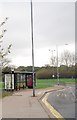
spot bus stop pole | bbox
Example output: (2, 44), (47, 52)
(31, 0), (35, 97)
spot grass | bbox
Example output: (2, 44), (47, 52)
(2, 91), (13, 98)
(35, 81), (54, 89)
(0, 82), (13, 98)
(0, 78), (76, 90)
(35, 78), (76, 89)
(35, 79), (55, 89)
(58, 78), (75, 83)
(0, 82), (4, 89)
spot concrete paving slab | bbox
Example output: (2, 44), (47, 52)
(2, 86), (64, 119)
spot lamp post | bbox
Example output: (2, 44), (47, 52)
(49, 49), (55, 78)
(56, 44), (68, 85)
(30, 0), (35, 97)
(56, 45), (59, 85)
(49, 46), (59, 84)
(49, 49), (55, 66)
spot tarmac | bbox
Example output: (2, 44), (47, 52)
(1, 85), (65, 119)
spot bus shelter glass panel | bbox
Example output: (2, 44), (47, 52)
(5, 74), (14, 90)
(20, 74), (26, 88)
(16, 74), (20, 87)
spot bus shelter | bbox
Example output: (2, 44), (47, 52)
(3, 71), (36, 91)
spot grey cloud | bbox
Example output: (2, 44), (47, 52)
(1, 1), (75, 66)
(34, 2), (75, 48)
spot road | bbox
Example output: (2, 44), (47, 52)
(47, 84), (76, 119)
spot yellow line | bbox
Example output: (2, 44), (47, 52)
(42, 93), (65, 120)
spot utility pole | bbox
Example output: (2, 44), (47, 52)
(31, 0), (35, 97)
(56, 45), (59, 85)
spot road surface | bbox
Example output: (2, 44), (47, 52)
(47, 84), (76, 119)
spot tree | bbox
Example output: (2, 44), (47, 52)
(50, 56), (57, 67)
(17, 66), (26, 71)
(59, 65), (75, 78)
(0, 18), (12, 69)
(2, 66), (11, 73)
(69, 52), (75, 66)
(60, 50), (75, 67)
(49, 50), (57, 67)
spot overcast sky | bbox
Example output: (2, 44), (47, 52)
(0, 0), (75, 67)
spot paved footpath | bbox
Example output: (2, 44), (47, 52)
(1, 85), (64, 119)
(0, 99), (2, 120)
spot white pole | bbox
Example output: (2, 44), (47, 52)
(31, 0), (35, 97)
(56, 45), (59, 85)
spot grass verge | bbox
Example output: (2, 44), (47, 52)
(2, 91), (13, 98)
(35, 78), (76, 89)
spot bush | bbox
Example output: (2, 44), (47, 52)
(36, 68), (53, 79)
